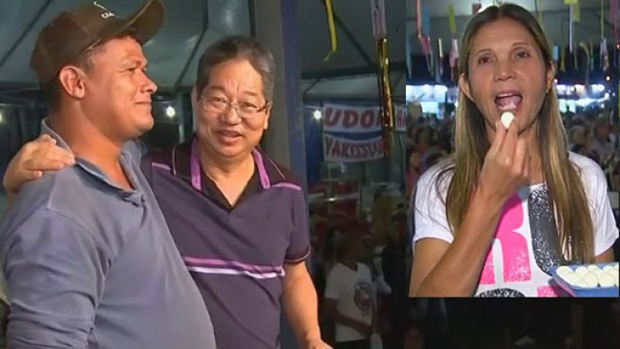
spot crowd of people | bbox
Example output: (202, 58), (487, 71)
(565, 110), (620, 190)
(310, 191), (409, 349)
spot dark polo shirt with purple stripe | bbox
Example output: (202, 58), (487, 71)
(142, 137), (311, 349)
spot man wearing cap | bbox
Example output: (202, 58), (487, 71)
(0, 1), (216, 348)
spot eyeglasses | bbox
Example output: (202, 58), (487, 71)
(201, 96), (270, 118)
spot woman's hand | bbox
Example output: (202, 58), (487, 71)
(477, 121), (530, 206)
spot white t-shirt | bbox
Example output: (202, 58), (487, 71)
(324, 262), (374, 342)
(413, 152), (619, 297)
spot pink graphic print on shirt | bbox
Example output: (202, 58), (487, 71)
(480, 193), (532, 284)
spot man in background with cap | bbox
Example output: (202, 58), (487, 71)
(0, 1), (217, 348)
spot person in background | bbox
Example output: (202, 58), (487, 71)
(585, 127), (601, 164)
(569, 126), (602, 164)
(403, 320), (424, 349)
(324, 232), (377, 349)
(609, 111), (619, 149)
(413, 127), (433, 157)
(568, 125), (586, 150)
(570, 144), (589, 158)
(420, 150), (446, 173)
(406, 149), (422, 207)
(0, 1), (217, 348)
(592, 115), (614, 162)
(381, 213), (407, 349)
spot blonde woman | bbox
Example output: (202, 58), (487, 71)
(409, 4), (618, 297)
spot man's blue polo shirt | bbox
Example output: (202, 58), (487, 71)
(0, 125), (216, 349)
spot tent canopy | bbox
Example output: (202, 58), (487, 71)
(0, 0), (406, 101)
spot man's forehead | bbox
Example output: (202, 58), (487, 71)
(204, 84), (260, 95)
(92, 38), (147, 63)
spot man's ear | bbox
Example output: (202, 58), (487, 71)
(263, 104), (271, 131)
(58, 66), (86, 99)
(458, 73), (474, 102)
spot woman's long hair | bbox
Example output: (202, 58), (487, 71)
(437, 4), (594, 262)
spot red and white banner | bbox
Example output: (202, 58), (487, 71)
(323, 134), (384, 162)
(322, 103), (407, 133)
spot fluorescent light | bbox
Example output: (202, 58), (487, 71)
(313, 109), (322, 121)
(575, 98), (595, 107)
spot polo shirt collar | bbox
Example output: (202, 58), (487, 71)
(40, 119), (142, 197)
(177, 135), (271, 191)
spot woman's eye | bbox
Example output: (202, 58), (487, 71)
(516, 50), (530, 59)
(478, 56), (491, 64)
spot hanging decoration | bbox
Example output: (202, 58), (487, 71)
(601, 0), (610, 71)
(422, 8), (433, 73)
(406, 34), (413, 78)
(571, 2), (579, 71)
(573, 1), (581, 23)
(589, 38), (594, 71)
(416, 0), (432, 73)
(611, 0), (619, 45)
(601, 38), (609, 71)
(574, 49), (578, 71)
(578, 42), (590, 83)
(323, 0), (338, 61)
(560, 44), (566, 72)
(448, 5), (459, 82)
(568, 3), (575, 53)
(437, 38), (444, 81)
(370, 0), (395, 157)
(612, 0), (619, 69)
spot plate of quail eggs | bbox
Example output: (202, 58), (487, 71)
(550, 262), (619, 297)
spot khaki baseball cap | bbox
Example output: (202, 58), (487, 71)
(31, 0), (165, 86)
